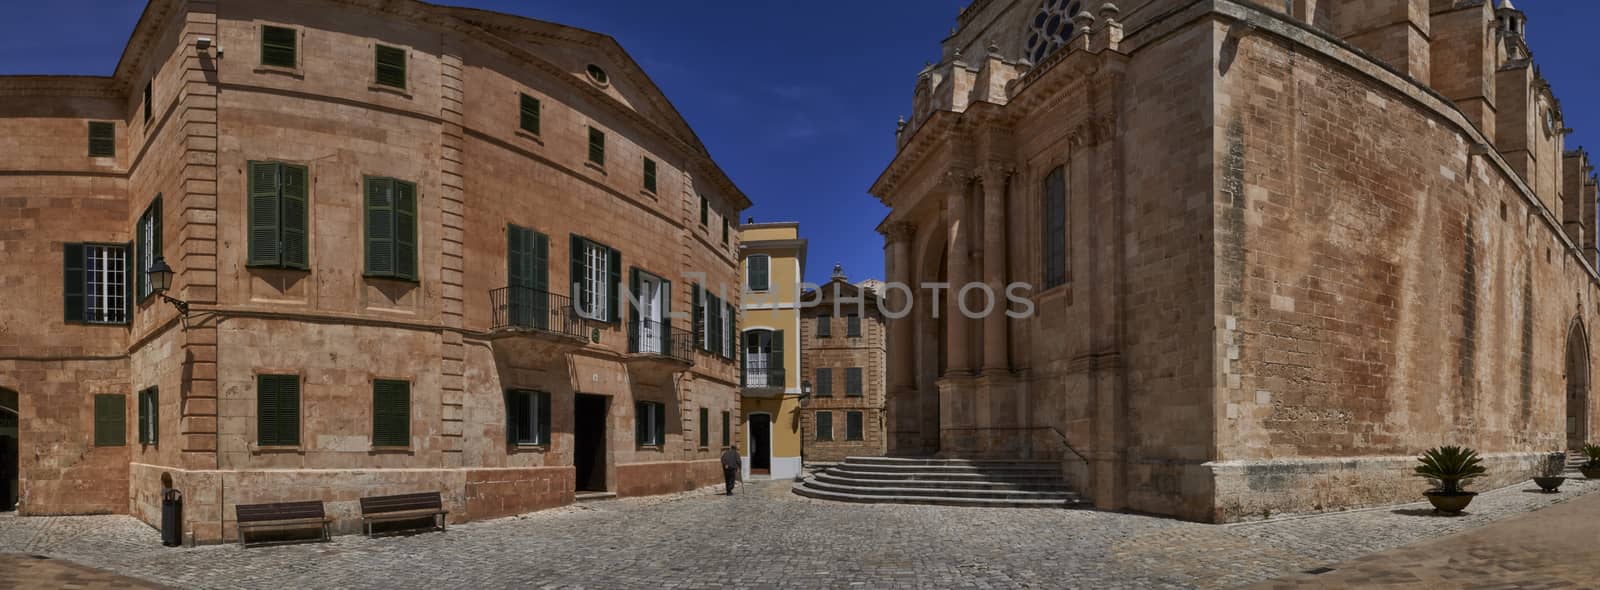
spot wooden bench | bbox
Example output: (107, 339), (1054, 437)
(235, 500), (331, 547)
(359, 492), (448, 537)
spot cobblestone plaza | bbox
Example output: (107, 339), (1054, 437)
(3, 477), (1596, 589)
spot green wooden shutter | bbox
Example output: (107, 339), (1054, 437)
(281, 165), (309, 269)
(148, 388), (158, 444)
(372, 380), (410, 447)
(847, 367), (863, 396)
(635, 402), (648, 446)
(699, 407), (709, 448)
(772, 330), (785, 386)
(699, 196), (708, 225)
(707, 294), (720, 353)
(722, 411), (730, 446)
(817, 412), (832, 441)
(606, 246), (621, 323)
(94, 394), (125, 447)
(63, 243), (85, 322)
(136, 390), (149, 444)
(508, 225), (530, 325)
(364, 177), (394, 276)
(588, 127), (605, 165)
(643, 158), (657, 193)
(248, 162), (282, 266)
(258, 375), (278, 445)
(727, 302), (738, 360)
(816, 368), (832, 396)
(749, 256), (769, 291)
(848, 412), (863, 440)
(519, 94), (541, 134)
(653, 402), (666, 446)
(570, 235), (585, 310)
(532, 231), (549, 326)
(660, 278), (672, 352)
(375, 45), (407, 88)
(395, 180), (417, 280)
(88, 122), (115, 157)
(260, 25), (297, 68)
(817, 314), (830, 338)
(536, 392), (551, 445)
(628, 267), (641, 352)
(848, 315), (861, 337)
(692, 284), (704, 350)
(504, 390), (517, 447)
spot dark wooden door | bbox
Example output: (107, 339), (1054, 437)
(750, 414), (771, 473)
(574, 394), (607, 492)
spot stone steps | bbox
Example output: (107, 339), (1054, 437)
(793, 456), (1082, 509)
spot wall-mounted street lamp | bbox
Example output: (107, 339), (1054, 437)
(147, 256), (189, 317)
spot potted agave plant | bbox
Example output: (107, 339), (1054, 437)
(1583, 444), (1600, 480)
(1414, 446), (1487, 513)
(1533, 451), (1567, 493)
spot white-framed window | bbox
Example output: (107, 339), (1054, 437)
(85, 244), (128, 324)
(582, 242), (609, 321)
(507, 389), (550, 446)
(636, 401), (664, 447)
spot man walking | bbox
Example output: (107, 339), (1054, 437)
(720, 446), (741, 495)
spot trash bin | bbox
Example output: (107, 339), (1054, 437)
(161, 488), (183, 547)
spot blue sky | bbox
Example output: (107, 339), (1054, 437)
(1, 1), (1595, 284)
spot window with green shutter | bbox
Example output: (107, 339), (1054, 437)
(816, 313), (831, 338)
(93, 394), (126, 447)
(570, 235), (620, 322)
(635, 401), (664, 447)
(374, 44), (407, 89)
(364, 176), (417, 280)
(643, 157), (657, 193)
(721, 411), (730, 447)
(136, 197), (162, 301)
(815, 368), (832, 397)
(846, 411), (863, 441)
(847, 314), (862, 337)
(846, 367), (863, 397)
(257, 374), (300, 446)
(519, 93), (541, 135)
(260, 25), (297, 68)
(588, 127), (606, 165)
(506, 389), (550, 447)
(815, 411), (833, 442)
(88, 121), (115, 157)
(137, 387), (158, 445)
(699, 407), (709, 448)
(507, 225), (550, 328)
(372, 379), (411, 447)
(746, 255), (769, 292)
(248, 162), (309, 269)
(64, 243), (131, 325)
(699, 195), (709, 226)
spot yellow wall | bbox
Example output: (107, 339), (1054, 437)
(738, 223), (805, 469)
(742, 396), (802, 458)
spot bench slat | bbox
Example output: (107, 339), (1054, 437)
(236, 500), (325, 523)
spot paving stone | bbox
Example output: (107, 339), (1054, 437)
(0, 478), (1594, 589)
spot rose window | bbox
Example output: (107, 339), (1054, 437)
(1026, 0), (1080, 64)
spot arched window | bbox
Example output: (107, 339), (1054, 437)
(1025, 0), (1081, 64)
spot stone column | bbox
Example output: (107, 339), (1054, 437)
(944, 170), (973, 376)
(979, 164), (1010, 374)
(883, 222), (917, 391)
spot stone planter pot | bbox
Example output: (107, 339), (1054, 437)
(1534, 476), (1566, 492)
(1582, 466), (1600, 480)
(1423, 491), (1476, 513)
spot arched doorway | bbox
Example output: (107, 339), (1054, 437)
(1567, 321), (1590, 450)
(0, 388), (17, 512)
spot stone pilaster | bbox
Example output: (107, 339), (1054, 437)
(179, 0), (220, 472)
(978, 163), (1010, 375)
(943, 169), (973, 376)
(438, 43), (467, 465)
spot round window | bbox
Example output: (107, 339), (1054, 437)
(1024, 0), (1080, 64)
(586, 64), (609, 85)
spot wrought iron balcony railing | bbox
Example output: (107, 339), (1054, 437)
(490, 286), (585, 340)
(628, 319), (694, 364)
(742, 366), (786, 390)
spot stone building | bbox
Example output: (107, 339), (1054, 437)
(872, 0), (1600, 522)
(0, 0), (749, 542)
(736, 222), (806, 480)
(798, 265), (889, 462)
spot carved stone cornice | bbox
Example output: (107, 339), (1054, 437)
(1068, 113), (1118, 149)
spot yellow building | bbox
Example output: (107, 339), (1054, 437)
(737, 222), (806, 480)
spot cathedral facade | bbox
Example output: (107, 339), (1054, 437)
(872, 0), (1600, 521)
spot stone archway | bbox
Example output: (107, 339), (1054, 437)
(0, 387), (17, 511)
(1566, 320), (1590, 450)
